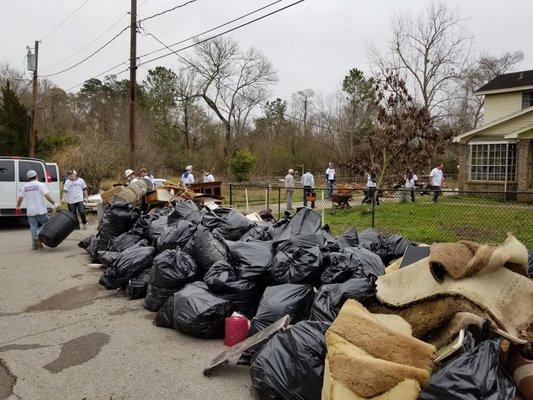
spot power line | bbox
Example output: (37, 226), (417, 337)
(137, 0), (305, 67)
(137, 0), (284, 60)
(40, 0), (91, 42)
(138, 0), (197, 23)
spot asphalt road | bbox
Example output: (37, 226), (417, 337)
(0, 218), (256, 400)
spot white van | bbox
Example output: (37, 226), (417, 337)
(0, 156), (61, 217)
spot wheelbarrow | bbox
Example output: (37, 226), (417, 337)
(331, 193), (352, 208)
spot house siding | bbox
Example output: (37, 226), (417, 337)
(475, 112), (533, 137)
(484, 92), (523, 123)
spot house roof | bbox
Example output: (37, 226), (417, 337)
(454, 106), (533, 143)
(477, 69), (533, 94)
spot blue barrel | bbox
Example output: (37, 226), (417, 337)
(38, 211), (79, 248)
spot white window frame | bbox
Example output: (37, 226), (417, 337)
(467, 141), (517, 182)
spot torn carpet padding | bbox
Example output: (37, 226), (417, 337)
(428, 233), (528, 282)
(376, 257), (533, 340)
(323, 300), (435, 399)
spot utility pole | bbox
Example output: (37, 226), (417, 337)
(29, 40), (39, 158)
(129, 0), (137, 169)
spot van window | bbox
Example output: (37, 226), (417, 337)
(0, 160), (15, 182)
(19, 160), (46, 182)
(45, 164), (59, 182)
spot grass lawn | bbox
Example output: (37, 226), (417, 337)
(324, 195), (533, 247)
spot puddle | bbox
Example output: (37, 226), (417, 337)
(0, 359), (15, 400)
(43, 333), (110, 374)
(24, 285), (103, 312)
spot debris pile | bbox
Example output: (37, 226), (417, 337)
(79, 200), (532, 400)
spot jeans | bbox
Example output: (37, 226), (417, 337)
(327, 180), (335, 198)
(68, 201), (87, 225)
(28, 213), (49, 246)
(429, 185), (441, 202)
(286, 189), (294, 210)
(362, 187), (379, 205)
(303, 186), (315, 209)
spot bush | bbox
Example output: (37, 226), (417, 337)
(229, 149), (257, 182)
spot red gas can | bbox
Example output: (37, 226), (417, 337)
(224, 315), (249, 347)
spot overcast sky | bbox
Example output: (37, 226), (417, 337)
(1, 0), (531, 99)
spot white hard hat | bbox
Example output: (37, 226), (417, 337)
(186, 165), (193, 171)
(124, 169), (134, 178)
(27, 169), (37, 179)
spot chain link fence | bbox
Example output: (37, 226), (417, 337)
(227, 184), (533, 248)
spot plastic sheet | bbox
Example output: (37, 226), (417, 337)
(419, 340), (515, 400)
(309, 278), (376, 323)
(153, 282), (233, 338)
(321, 246), (385, 284)
(250, 321), (329, 400)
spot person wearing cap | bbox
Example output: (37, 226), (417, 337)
(284, 168), (295, 210)
(325, 162), (336, 198)
(15, 170), (60, 249)
(63, 170), (88, 229)
(181, 165), (195, 185)
(201, 170), (215, 183)
(124, 169), (138, 185)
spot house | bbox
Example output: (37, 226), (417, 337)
(454, 69), (533, 200)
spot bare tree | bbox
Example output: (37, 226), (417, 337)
(187, 37), (277, 156)
(291, 89), (315, 135)
(175, 68), (200, 150)
(368, 2), (472, 119)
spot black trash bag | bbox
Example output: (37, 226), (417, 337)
(184, 225), (228, 273)
(249, 284), (315, 336)
(309, 278), (376, 323)
(150, 249), (199, 289)
(126, 269), (151, 300)
(157, 220), (197, 251)
(321, 246), (385, 284)
(240, 225), (273, 242)
(109, 227), (145, 252)
(272, 208), (321, 246)
(147, 215), (173, 245)
(317, 227), (341, 253)
(226, 240), (274, 280)
(336, 227), (359, 248)
(144, 284), (179, 312)
(202, 208), (255, 240)
(250, 321), (328, 400)
(98, 204), (140, 251)
(270, 235), (324, 285)
(527, 249), (532, 279)
(153, 282), (233, 338)
(78, 234), (93, 250)
(204, 260), (261, 304)
(99, 244), (156, 290)
(79, 234), (99, 262)
(358, 228), (381, 252)
(97, 250), (122, 268)
(380, 234), (411, 265)
(167, 200), (202, 225)
(419, 339), (515, 400)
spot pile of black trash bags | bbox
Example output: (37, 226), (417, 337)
(79, 202), (518, 400)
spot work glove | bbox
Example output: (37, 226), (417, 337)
(15, 208), (22, 216)
(54, 204), (61, 212)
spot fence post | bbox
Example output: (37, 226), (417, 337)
(245, 188), (249, 214)
(229, 184), (233, 207)
(277, 186), (281, 219)
(321, 188), (325, 226)
(267, 184), (271, 210)
(371, 188), (376, 229)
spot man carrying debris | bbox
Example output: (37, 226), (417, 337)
(181, 165), (195, 185)
(202, 170), (215, 183)
(284, 169), (295, 210)
(63, 170), (88, 229)
(301, 169), (315, 209)
(325, 162), (336, 198)
(429, 163), (445, 203)
(15, 170), (60, 249)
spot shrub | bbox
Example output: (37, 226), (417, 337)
(229, 149), (257, 182)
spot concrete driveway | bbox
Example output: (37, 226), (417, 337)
(0, 218), (255, 400)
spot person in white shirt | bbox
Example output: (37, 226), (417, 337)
(325, 162), (336, 198)
(284, 169), (295, 210)
(63, 170), (88, 229)
(301, 170), (315, 208)
(181, 165), (195, 185)
(404, 169), (418, 202)
(15, 170), (60, 249)
(202, 170), (215, 183)
(429, 163), (445, 203)
(125, 169), (139, 185)
(362, 172), (379, 205)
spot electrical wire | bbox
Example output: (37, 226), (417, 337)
(138, 0), (197, 23)
(40, 0), (91, 42)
